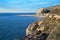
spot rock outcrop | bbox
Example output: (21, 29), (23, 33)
(22, 5), (60, 40)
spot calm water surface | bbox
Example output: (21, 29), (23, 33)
(0, 13), (37, 40)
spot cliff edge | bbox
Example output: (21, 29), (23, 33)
(22, 5), (60, 40)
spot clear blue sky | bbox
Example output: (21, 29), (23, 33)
(0, 0), (60, 13)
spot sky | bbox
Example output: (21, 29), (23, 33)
(0, 0), (60, 13)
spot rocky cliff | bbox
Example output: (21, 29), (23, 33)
(22, 5), (60, 40)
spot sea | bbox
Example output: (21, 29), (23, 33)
(0, 13), (38, 40)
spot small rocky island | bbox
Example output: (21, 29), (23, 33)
(22, 5), (60, 40)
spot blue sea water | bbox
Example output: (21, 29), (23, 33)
(0, 13), (37, 40)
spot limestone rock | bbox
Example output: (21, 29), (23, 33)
(22, 5), (60, 40)
(26, 20), (43, 36)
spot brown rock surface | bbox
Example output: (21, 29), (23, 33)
(22, 5), (60, 40)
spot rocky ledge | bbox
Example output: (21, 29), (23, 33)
(22, 5), (60, 40)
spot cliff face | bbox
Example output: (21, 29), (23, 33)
(22, 5), (60, 40)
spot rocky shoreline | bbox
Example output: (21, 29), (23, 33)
(22, 5), (60, 40)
